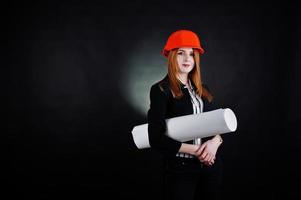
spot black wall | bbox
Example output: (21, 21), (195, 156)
(7, 1), (301, 199)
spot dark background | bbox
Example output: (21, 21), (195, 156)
(7, 1), (301, 200)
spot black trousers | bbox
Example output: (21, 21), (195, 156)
(164, 156), (223, 200)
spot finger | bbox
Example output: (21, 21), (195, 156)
(209, 156), (215, 165)
(205, 156), (212, 163)
(199, 152), (208, 161)
(194, 145), (202, 157)
(198, 155), (204, 162)
(200, 148), (209, 158)
(204, 153), (212, 162)
(207, 159), (214, 166)
(197, 144), (206, 155)
(205, 161), (212, 166)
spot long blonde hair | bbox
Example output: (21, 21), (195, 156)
(166, 48), (213, 102)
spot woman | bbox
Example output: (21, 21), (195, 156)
(147, 30), (223, 200)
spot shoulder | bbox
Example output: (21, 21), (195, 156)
(150, 75), (171, 97)
(151, 76), (170, 93)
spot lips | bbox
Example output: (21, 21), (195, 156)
(183, 64), (190, 67)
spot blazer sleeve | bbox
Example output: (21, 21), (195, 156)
(147, 84), (182, 157)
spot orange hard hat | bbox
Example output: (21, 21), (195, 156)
(162, 30), (205, 57)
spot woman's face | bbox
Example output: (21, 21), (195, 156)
(176, 47), (195, 75)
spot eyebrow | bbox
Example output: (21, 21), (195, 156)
(178, 50), (194, 53)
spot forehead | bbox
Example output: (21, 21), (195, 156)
(178, 47), (193, 52)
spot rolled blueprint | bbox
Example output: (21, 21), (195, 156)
(132, 108), (237, 149)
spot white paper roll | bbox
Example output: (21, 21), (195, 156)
(132, 108), (237, 149)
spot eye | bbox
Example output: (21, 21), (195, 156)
(177, 52), (183, 55)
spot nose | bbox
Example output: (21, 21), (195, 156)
(184, 54), (190, 61)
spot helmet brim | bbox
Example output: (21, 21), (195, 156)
(162, 47), (205, 57)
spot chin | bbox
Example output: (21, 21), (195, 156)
(179, 68), (191, 74)
(184, 69), (193, 74)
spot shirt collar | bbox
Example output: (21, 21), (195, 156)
(181, 79), (195, 90)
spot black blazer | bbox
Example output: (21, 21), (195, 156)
(147, 75), (220, 158)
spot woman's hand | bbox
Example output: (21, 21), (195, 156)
(195, 136), (222, 166)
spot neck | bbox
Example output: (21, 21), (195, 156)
(177, 73), (189, 85)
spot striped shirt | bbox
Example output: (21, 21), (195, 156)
(176, 80), (204, 158)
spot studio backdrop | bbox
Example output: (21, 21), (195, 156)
(7, 1), (301, 200)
